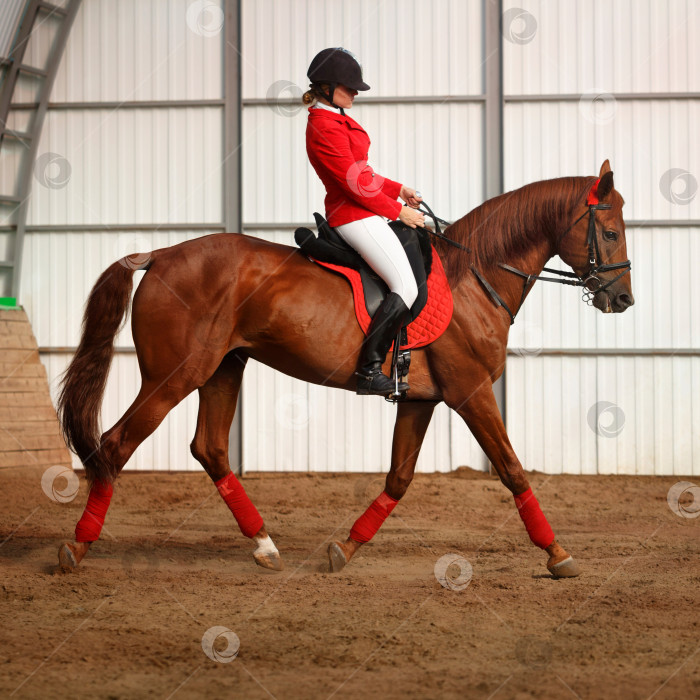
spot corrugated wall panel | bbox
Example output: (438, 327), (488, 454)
(240, 229), (488, 473)
(6, 0), (229, 474)
(503, 0), (700, 95)
(504, 101), (700, 224)
(43, 0), (223, 102)
(20, 229), (220, 347)
(0, 138), (24, 201)
(42, 352), (201, 472)
(242, 102), (484, 225)
(507, 355), (700, 476)
(8, 0), (690, 476)
(506, 227), (698, 477)
(504, 4), (698, 476)
(508, 227), (699, 354)
(28, 108), (223, 226)
(241, 0), (483, 99)
(18, 0), (225, 474)
(242, 352), (486, 474)
(0, 0), (25, 59)
(239, 0), (488, 474)
(26, 228), (215, 472)
(448, 406), (489, 473)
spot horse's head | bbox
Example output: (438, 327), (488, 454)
(558, 160), (634, 313)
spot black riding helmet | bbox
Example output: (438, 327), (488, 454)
(307, 47), (369, 114)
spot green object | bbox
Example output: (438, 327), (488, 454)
(0, 297), (18, 308)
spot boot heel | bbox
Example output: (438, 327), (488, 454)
(354, 369), (408, 396)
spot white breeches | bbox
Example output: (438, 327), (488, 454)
(335, 215), (419, 308)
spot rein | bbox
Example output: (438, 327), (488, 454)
(417, 183), (631, 325)
(416, 201), (470, 252)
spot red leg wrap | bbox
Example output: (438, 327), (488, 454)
(350, 491), (399, 544)
(215, 472), (264, 539)
(75, 480), (114, 542)
(514, 487), (555, 549)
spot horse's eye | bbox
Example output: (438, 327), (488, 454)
(603, 230), (618, 241)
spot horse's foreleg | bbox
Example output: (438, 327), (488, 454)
(190, 352), (283, 571)
(447, 378), (580, 578)
(328, 401), (437, 572)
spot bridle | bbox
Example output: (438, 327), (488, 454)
(417, 180), (632, 325)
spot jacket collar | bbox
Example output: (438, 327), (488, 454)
(307, 106), (364, 129)
(313, 102), (342, 115)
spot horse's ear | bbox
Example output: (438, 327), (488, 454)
(598, 170), (615, 200)
(599, 159), (611, 177)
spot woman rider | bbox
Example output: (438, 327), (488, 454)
(304, 47), (425, 396)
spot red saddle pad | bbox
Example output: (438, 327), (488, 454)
(313, 245), (453, 350)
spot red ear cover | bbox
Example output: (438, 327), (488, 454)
(586, 178), (601, 206)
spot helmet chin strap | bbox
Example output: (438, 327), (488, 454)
(319, 82), (345, 115)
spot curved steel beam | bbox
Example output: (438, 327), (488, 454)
(0, 0), (81, 300)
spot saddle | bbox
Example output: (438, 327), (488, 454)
(294, 213), (453, 351)
(295, 213), (432, 323)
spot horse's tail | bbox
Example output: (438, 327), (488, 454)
(57, 260), (141, 485)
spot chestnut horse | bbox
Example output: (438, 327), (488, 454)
(57, 160), (633, 577)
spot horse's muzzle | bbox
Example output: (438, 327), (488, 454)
(594, 289), (634, 313)
(613, 291), (635, 311)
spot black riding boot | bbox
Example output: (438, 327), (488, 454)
(355, 292), (410, 396)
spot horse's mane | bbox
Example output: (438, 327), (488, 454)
(436, 176), (598, 285)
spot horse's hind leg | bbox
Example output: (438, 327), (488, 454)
(189, 351), (283, 572)
(329, 401), (437, 572)
(445, 376), (580, 578)
(58, 377), (195, 571)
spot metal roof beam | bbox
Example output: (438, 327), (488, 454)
(6, 0), (82, 300)
(37, 2), (67, 16)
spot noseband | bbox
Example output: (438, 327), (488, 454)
(496, 201), (632, 319)
(554, 200), (632, 303)
(417, 182), (632, 325)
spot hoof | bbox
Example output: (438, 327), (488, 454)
(328, 541), (348, 573)
(547, 555), (581, 578)
(253, 550), (284, 571)
(58, 543), (78, 572)
(58, 541), (90, 572)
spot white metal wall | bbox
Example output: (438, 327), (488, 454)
(239, 0), (489, 473)
(503, 0), (700, 474)
(0, 0), (26, 59)
(9, 0), (697, 475)
(13, 0), (490, 474)
(16, 0), (227, 471)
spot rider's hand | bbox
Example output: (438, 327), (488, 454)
(400, 186), (423, 208)
(399, 205), (425, 229)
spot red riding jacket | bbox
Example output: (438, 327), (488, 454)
(306, 107), (403, 227)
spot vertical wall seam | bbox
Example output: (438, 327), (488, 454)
(225, 0), (243, 475)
